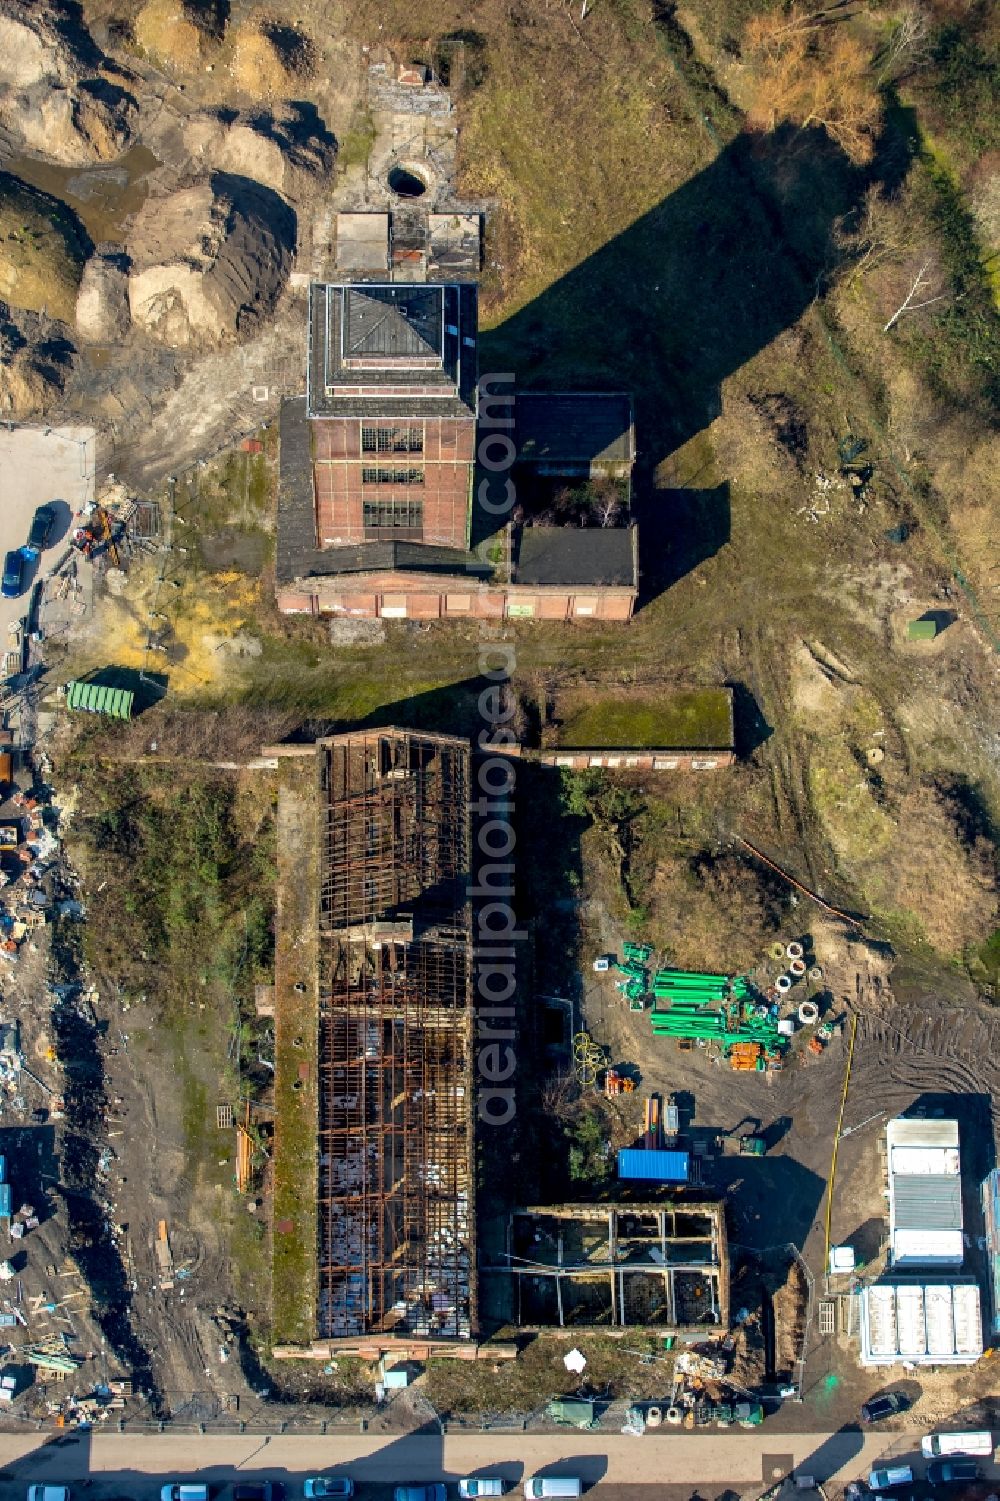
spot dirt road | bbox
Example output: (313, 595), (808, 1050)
(0, 1427), (952, 1496)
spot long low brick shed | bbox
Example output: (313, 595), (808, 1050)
(539, 747), (735, 770)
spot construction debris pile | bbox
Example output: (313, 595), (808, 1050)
(624, 1345), (764, 1435)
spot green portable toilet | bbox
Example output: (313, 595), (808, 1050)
(546, 1397), (597, 1429)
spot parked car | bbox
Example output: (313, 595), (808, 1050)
(861, 1392), (909, 1423)
(394, 1487), (447, 1501)
(524, 1485), (583, 1500)
(234, 1487), (283, 1501)
(26, 504), (56, 555)
(869, 1469), (914, 1492)
(459, 1483), (505, 1499)
(2, 549), (26, 599)
(304, 1483), (355, 1499)
(27, 1489), (71, 1501)
(926, 1461), (982, 1487)
(160, 1488), (210, 1501)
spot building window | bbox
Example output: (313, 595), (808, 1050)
(363, 499), (424, 535)
(361, 426), (423, 454)
(361, 467), (424, 485)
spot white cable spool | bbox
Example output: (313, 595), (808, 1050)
(786, 941), (804, 960)
(646, 1405), (662, 1428)
(665, 1406), (682, 1425)
(775, 974), (792, 994)
(798, 1000), (819, 1025)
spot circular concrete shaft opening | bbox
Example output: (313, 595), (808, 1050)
(388, 164), (428, 198)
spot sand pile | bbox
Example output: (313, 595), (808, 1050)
(127, 172), (295, 348)
(134, 0), (203, 70)
(76, 248), (130, 342)
(231, 20), (312, 99)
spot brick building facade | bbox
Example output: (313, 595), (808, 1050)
(307, 282), (477, 550)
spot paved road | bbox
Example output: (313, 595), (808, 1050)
(0, 1428), (967, 1498)
(0, 424), (95, 646)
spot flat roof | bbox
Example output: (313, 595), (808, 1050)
(887, 1117), (959, 1150)
(860, 1280), (982, 1365)
(514, 526), (636, 588)
(307, 281), (477, 418)
(514, 392), (634, 466)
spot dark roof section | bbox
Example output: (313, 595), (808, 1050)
(515, 393), (635, 467)
(344, 286), (443, 360)
(307, 281), (477, 419)
(278, 398), (490, 585)
(514, 526), (637, 588)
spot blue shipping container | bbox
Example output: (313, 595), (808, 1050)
(0, 1155), (6, 1182)
(617, 1148), (690, 1183)
(0, 1183), (11, 1218)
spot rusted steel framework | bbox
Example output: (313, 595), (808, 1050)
(316, 731), (474, 1339)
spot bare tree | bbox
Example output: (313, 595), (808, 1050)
(883, 258), (950, 332)
(845, 186), (916, 285)
(875, 3), (931, 86)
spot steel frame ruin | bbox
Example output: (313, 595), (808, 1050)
(316, 730), (474, 1341)
(498, 1202), (729, 1331)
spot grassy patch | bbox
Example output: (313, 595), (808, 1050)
(339, 110), (376, 169)
(556, 688), (733, 749)
(270, 757), (320, 1347)
(59, 752), (275, 1012)
(425, 1330), (671, 1415)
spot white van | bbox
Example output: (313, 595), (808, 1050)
(921, 1432), (993, 1459)
(524, 1482), (583, 1500)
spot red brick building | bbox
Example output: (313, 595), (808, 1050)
(276, 282), (639, 621)
(307, 282), (477, 549)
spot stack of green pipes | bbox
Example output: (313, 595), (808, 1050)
(649, 969), (784, 1049)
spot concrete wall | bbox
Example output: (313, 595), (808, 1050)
(277, 573), (637, 622)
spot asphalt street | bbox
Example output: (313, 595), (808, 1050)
(1, 1427), (989, 1499)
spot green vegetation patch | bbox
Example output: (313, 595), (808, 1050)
(270, 756), (320, 1347)
(557, 688), (733, 749)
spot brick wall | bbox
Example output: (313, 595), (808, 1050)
(312, 415), (474, 547)
(538, 749), (735, 771)
(276, 573), (637, 622)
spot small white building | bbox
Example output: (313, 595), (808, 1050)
(886, 1117), (964, 1269)
(859, 1280), (983, 1366)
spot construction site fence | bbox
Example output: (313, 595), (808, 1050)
(0, 1410), (614, 1436)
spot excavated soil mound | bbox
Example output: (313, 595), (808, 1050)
(230, 21), (312, 98)
(0, 300), (75, 415)
(0, 1), (134, 164)
(0, 171), (90, 322)
(17, 79), (135, 164)
(127, 172), (295, 348)
(134, 0), (203, 71)
(76, 247), (130, 342)
(165, 104), (335, 197)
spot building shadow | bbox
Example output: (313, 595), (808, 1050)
(481, 123), (903, 601)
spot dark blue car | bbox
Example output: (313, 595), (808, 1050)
(1, 549), (26, 599)
(26, 503), (56, 556)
